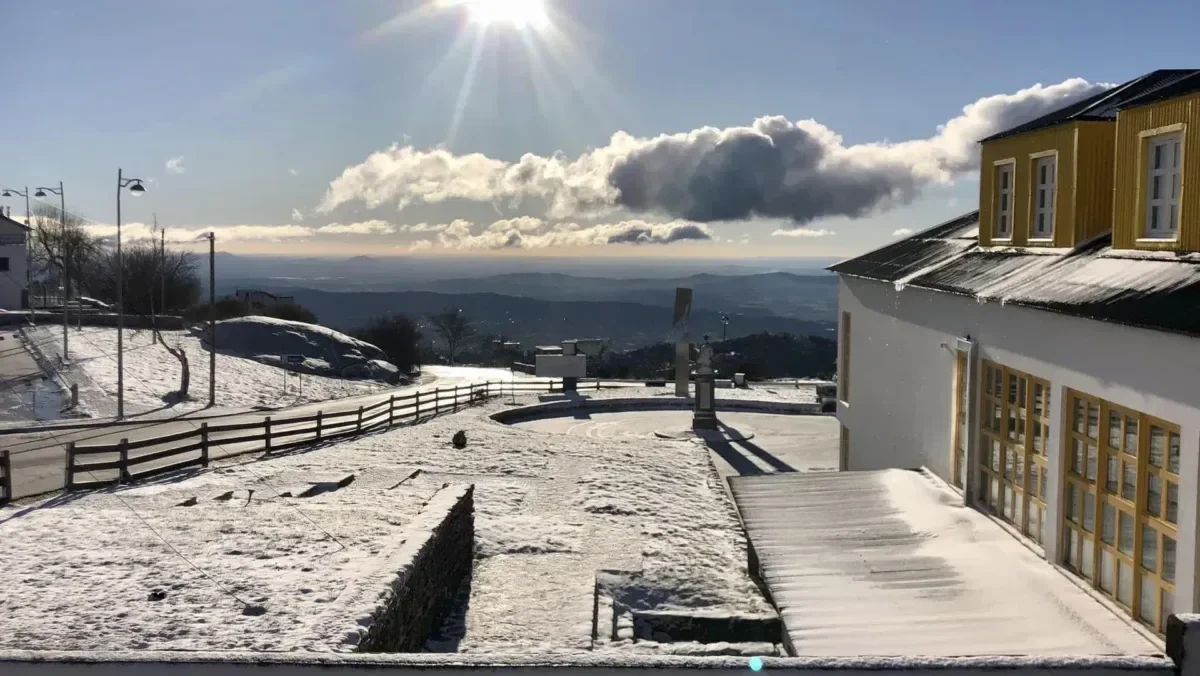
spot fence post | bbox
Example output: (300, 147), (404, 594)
(64, 442), (76, 491)
(453, 385), (460, 411)
(434, 387), (440, 414)
(264, 417), (272, 453)
(357, 405), (364, 433)
(118, 438), (131, 484)
(0, 450), (11, 505)
(414, 390), (421, 422)
(200, 423), (210, 467)
(388, 395), (395, 427)
(316, 411), (323, 441)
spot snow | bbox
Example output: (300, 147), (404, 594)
(0, 390), (774, 654)
(26, 326), (392, 417)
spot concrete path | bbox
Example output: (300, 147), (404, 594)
(0, 328), (65, 424)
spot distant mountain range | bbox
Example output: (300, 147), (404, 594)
(267, 288), (835, 351)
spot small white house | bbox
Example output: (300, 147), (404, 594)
(0, 210), (29, 310)
(831, 69), (1200, 639)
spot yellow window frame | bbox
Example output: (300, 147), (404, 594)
(1061, 389), (1180, 635)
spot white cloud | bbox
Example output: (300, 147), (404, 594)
(407, 240), (433, 252)
(316, 219), (395, 235)
(319, 78), (1109, 230)
(289, 168), (299, 176)
(85, 222), (312, 243)
(427, 218), (712, 250)
(892, 228), (914, 237)
(291, 208), (304, 222)
(398, 220), (469, 233)
(165, 156), (186, 174)
(771, 228), (834, 237)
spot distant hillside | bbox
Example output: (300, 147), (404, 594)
(595, 332), (837, 380)
(274, 288), (835, 351)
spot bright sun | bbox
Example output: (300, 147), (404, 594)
(463, 0), (549, 29)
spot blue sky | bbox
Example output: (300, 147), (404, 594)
(3, 0), (1198, 258)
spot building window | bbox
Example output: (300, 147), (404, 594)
(978, 361), (1049, 545)
(951, 350), (968, 489)
(838, 311), (851, 403)
(994, 163), (1014, 239)
(1144, 133), (1182, 240)
(0, 257), (8, 272)
(1032, 155), (1056, 239)
(1061, 389), (1179, 636)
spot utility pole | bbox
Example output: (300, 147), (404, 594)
(160, 226), (166, 338)
(151, 214), (158, 343)
(35, 182), (68, 358)
(116, 169), (148, 419)
(208, 231), (216, 407)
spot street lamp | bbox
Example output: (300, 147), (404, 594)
(35, 182), (69, 359)
(720, 313), (730, 341)
(195, 231), (217, 408)
(116, 169), (147, 419)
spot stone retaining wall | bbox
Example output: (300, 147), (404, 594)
(0, 312), (186, 330)
(309, 484), (475, 653)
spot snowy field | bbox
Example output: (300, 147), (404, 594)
(0, 391), (772, 654)
(27, 326), (392, 417)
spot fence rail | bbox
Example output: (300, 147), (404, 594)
(0, 450), (11, 506)
(64, 378), (588, 492)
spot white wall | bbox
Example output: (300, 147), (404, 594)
(0, 243), (28, 309)
(837, 275), (1200, 614)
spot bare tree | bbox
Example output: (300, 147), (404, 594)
(428, 308), (476, 365)
(154, 329), (191, 402)
(29, 203), (102, 301)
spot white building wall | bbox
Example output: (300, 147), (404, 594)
(837, 274), (1200, 616)
(0, 243), (28, 309)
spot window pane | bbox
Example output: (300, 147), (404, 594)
(1028, 502), (1041, 540)
(1149, 426), (1165, 467)
(1018, 412), (1027, 444)
(1030, 464), (1040, 496)
(1083, 492), (1096, 533)
(1122, 464), (1137, 501)
(991, 439), (1001, 471)
(1108, 411), (1121, 447)
(1074, 398), (1086, 433)
(1119, 511), (1134, 554)
(1142, 524), (1159, 573)
(1101, 503), (1116, 544)
(1039, 466), (1047, 500)
(1173, 141), (1180, 168)
(1086, 445), (1097, 481)
(1162, 591), (1174, 636)
(1087, 404), (1099, 438)
(1066, 482), (1079, 523)
(1147, 474), (1162, 517)
(1164, 536), (1176, 582)
(1140, 582), (1157, 625)
(1039, 193), (1046, 210)
(1007, 408), (1018, 440)
(1004, 485), (1015, 520)
(1082, 535), (1094, 577)
(1005, 445), (1015, 479)
(1015, 452), (1026, 490)
(1125, 417), (1138, 454)
(1154, 143), (1164, 169)
(1040, 164), (1047, 183)
(979, 470), (990, 504)
(1100, 549), (1115, 592)
(1118, 562), (1133, 606)
(1168, 432), (1180, 474)
(1001, 169), (1009, 189)
(1008, 374), (1017, 404)
(1167, 482), (1178, 524)
(1106, 455), (1120, 493)
(1153, 174), (1161, 199)
(1072, 438), (1084, 475)
(1151, 206), (1160, 230)
(1033, 421), (1044, 454)
(1064, 527), (1075, 566)
(1170, 205), (1178, 231)
(1000, 193), (1008, 211)
(991, 477), (1000, 509)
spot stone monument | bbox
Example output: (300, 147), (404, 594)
(692, 336), (717, 430)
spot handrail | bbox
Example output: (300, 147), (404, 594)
(64, 379), (568, 491)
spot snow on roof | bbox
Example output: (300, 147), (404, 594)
(730, 469), (1160, 656)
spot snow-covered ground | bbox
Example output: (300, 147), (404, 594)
(27, 326), (392, 417)
(0, 390), (772, 654)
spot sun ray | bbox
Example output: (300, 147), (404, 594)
(446, 25), (490, 146)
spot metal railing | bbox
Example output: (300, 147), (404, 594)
(64, 379), (574, 491)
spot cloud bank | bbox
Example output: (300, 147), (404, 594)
(409, 218), (712, 250)
(82, 220), (395, 244)
(319, 78), (1109, 231)
(165, 156), (186, 174)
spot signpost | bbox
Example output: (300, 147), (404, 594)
(284, 355), (305, 396)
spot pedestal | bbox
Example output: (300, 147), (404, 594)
(563, 377), (578, 393)
(693, 371), (717, 430)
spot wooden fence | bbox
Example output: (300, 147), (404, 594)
(64, 378), (588, 491)
(0, 450), (11, 506)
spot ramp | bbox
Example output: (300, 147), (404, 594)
(729, 469), (1158, 657)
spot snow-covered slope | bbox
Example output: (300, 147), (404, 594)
(202, 316), (398, 381)
(31, 326), (390, 416)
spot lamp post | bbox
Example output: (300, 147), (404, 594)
(34, 183), (68, 359)
(1, 187), (32, 300)
(116, 169), (147, 419)
(720, 313), (730, 342)
(199, 232), (216, 407)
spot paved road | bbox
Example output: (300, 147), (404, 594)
(0, 328), (64, 424)
(3, 366), (561, 500)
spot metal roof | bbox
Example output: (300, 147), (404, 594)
(829, 211), (1200, 339)
(728, 469), (1159, 656)
(981, 69), (1200, 143)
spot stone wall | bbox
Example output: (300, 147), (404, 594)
(357, 484), (475, 652)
